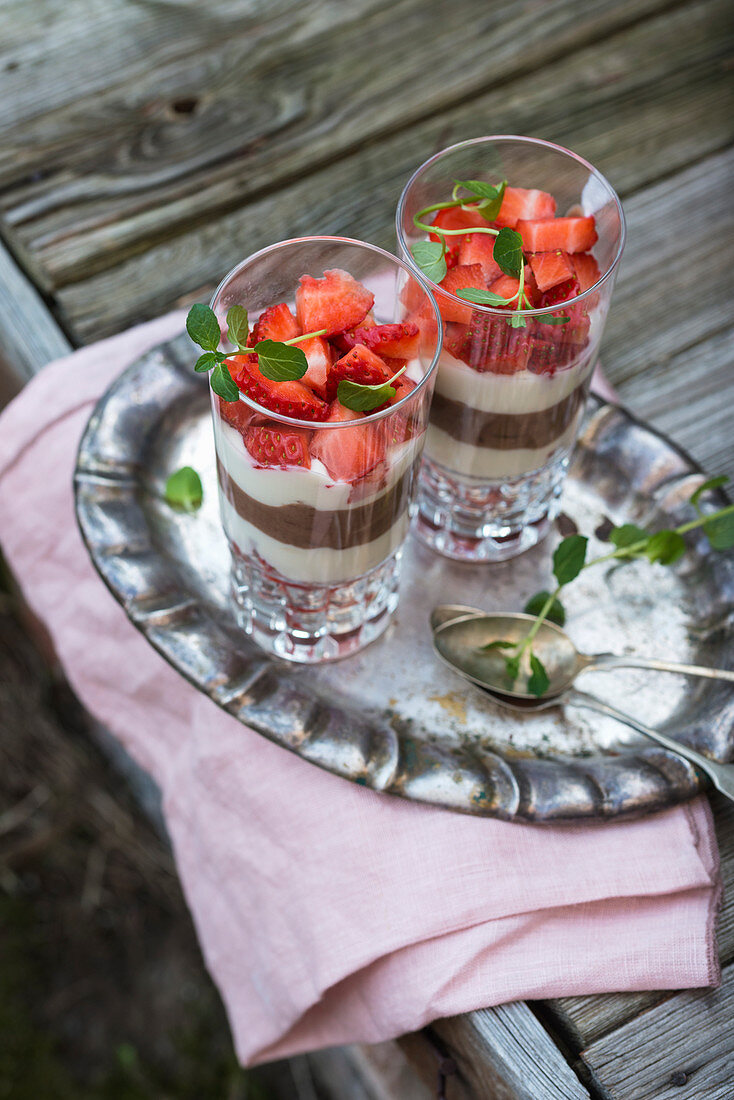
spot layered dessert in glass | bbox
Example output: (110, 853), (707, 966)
(396, 136), (625, 562)
(207, 238), (442, 662)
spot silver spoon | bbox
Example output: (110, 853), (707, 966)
(431, 607), (734, 699)
(431, 617), (734, 800)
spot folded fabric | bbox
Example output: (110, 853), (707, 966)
(0, 313), (721, 1065)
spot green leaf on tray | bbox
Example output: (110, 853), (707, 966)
(552, 534), (588, 585)
(210, 362), (240, 402)
(165, 466), (203, 512)
(410, 240), (447, 285)
(527, 653), (550, 698)
(253, 339), (308, 382)
(493, 227), (524, 278)
(690, 475), (729, 508)
(524, 591), (566, 627)
(186, 303), (221, 352)
(644, 529), (686, 565)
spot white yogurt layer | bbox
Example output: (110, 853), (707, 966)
(214, 421), (422, 582)
(425, 418), (580, 480)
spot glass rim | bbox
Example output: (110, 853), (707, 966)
(209, 235), (443, 430)
(395, 134), (627, 317)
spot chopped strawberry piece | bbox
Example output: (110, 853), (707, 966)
(495, 186), (557, 228)
(540, 278), (581, 309)
(244, 423), (311, 468)
(429, 205), (491, 244)
(572, 252), (601, 292)
(443, 321), (469, 357)
(217, 394), (251, 435)
(488, 274), (521, 304)
(436, 263), (484, 323)
(529, 251), (575, 293)
(309, 401), (386, 481)
(389, 375), (417, 406)
(352, 321), (420, 359)
(229, 354), (329, 422)
(326, 343), (391, 402)
(517, 216), (597, 254)
(251, 302), (299, 344)
(295, 268), (374, 336)
(522, 264), (540, 307)
(297, 335), (334, 400)
(460, 317), (532, 375)
(458, 234), (502, 283)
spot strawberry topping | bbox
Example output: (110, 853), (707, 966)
(295, 268), (374, 336)
(309, 401), (386, 481)
(436, 264), (485, 323)
(529, 251), (575, 293)
(495, 187), (556, 228)
(244, 423), (311, 468)
(251, 302), (300, 344)
(516, 216), (598, 254)
(229, 354), (330, 421)
(351, 321), (420, 359)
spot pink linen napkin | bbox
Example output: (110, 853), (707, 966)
(0, 313), (721, 1065)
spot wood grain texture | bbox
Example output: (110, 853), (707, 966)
(431, 1003), (591, 1100)
(580, 959), (734, 1100)
(0, 239), (71, 380)
(0, 0), (685, 284)
(34, 0), (732, 343)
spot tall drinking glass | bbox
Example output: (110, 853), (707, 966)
(396, 136), (625, 561)
(209, 237), (442, 662)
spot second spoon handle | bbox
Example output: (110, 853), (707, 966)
(566, 688), (734, 801)
(583, 654), (734, 683)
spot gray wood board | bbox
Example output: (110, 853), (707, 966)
(0, 239), (71, 381)
(0, 0), (694, 285)
(580, 959), (734, 1100)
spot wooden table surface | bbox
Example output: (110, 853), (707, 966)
(1, 2), (732, 1097)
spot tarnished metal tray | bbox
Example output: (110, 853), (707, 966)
(74, 334), (734, 822)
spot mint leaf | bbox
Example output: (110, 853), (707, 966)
(457, 287), (514, 305)
(493, 227), (523, 278)
(527, 653), (550, 698)
(479, 639), (516, 652)
(704, 510), (734, 551)
(644, 530), (686, 565)
(337, 378), (396, 412)
(454, 178), (507, 221)
(553, 534), (588, 585)
(690, 475), (729, 508)
(254, 340), (307, 381)
(504, 655), (521, 685)
(411, 240), (447, 284)
(509, 313), (527, 328)
(226, 305), (249, 349)
(523, 591), (566, 627)
(186, 303), (221, 352)
(194, 351), (224, 373)
(535, 314), (570, 326)
(609, 523), (648, 550)
(165, 466), (203, 512)
(210, 362), (239, 402)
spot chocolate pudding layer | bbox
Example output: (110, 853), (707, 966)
(429, 382), (585, 450)
(217, 458), (416, 550)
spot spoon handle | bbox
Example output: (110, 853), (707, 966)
(584, 654), (734, 683)
(566, 689), (734, 801)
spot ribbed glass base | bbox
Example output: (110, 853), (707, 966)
(230, 547), (402, 662)
(415, 452), (570, 562)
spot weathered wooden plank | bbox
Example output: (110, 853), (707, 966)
(543, 792), (734, 1050)
(0, 239), (72, 381)
(430, 1003), (591, 1100)
(580, 958), (734, 1100)
(0, 0), (687, 284)
(40, 12), (734, 342)
(611, 326), (734, 481)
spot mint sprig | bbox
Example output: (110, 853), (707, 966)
(410, 241), (447, 285)
(483, 479), (734, 697)
(186, 303), (326, 400)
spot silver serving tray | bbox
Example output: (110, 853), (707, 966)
(74, 334), (734, 822)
